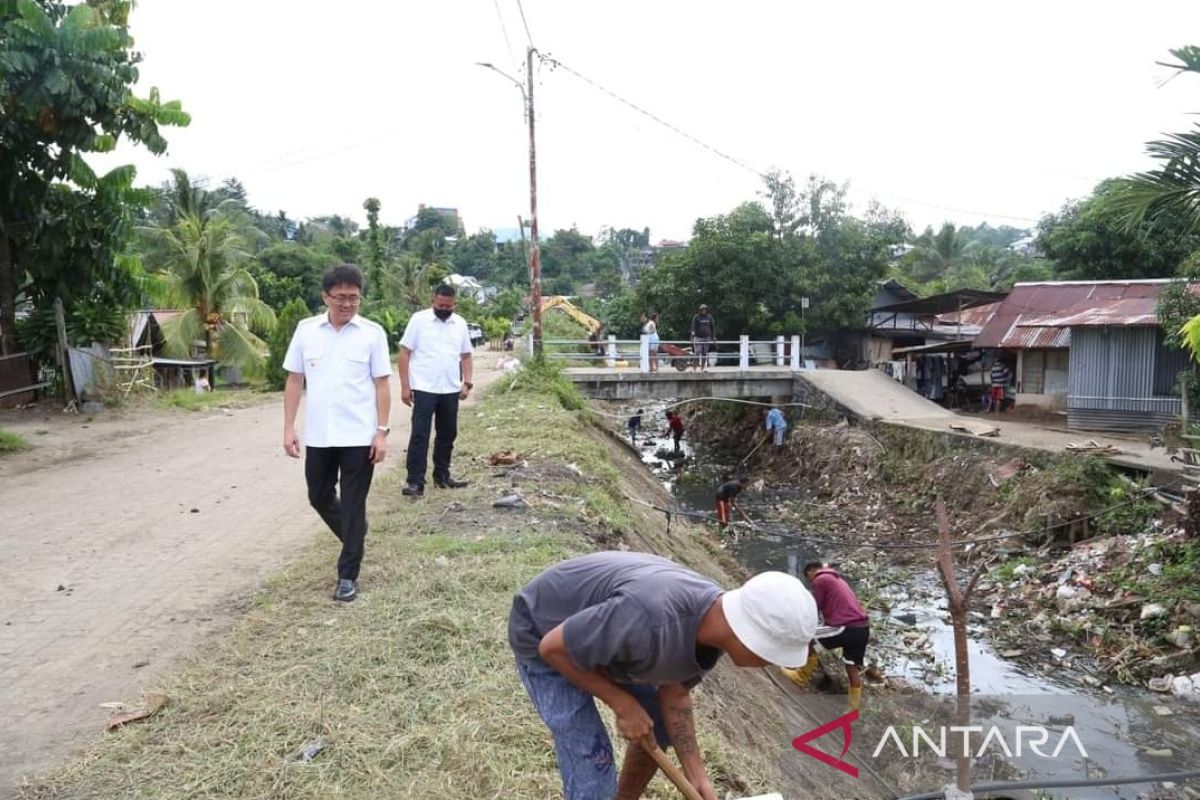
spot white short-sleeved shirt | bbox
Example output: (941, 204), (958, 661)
(283, 313), (392, 448)
(399, 309), (473, 394)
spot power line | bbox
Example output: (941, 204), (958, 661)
(538, 53), (767, 179)
(491, 0), (521, 74)
(514, 0), (535, 47)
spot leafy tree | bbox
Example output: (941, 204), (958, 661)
(1037, 180), (1200, 280)
(264, 297), (310, 390)
(906, 223), (974, 283)
(363, 197), (384, 296)
(142, 209), (275, 372)
(251, 242), (336, 311)
(0, 0), (188, 353)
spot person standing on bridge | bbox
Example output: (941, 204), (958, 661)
(283, 264), (393, 603)
(508, 551), (819, 800)
(690, 304), (715, 372)
(398, 284), (475, 497)
(764, 405), (788, 448)
(642, 313), (660, 373)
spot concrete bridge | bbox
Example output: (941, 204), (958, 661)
(564, 366), (800, 400)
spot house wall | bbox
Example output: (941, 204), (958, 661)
(1067, 326), (1183, 431)
(1015, 349), (1069, 410)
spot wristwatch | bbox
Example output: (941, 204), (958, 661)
(376, 425), (391, 436)
(464, 381), (474, 390)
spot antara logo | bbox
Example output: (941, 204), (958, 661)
(792, 710), (1090, 779)
(792, 710), (859, 778)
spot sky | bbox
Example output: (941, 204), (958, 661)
(95, 0), (1200, 243)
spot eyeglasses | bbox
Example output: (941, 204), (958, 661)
(327, 294), (362, 305)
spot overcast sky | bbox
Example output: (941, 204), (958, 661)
(97, 0), (1200, 242)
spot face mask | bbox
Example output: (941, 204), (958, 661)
(434, 307), (453, 320)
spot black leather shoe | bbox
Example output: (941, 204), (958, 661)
(334, 579), (357, 602)
(401, 483), (424, 496)
(434, 478), (470, 489)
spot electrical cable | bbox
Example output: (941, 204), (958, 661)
(893, 768), (1200, 800)
(492, 0), (521, 74)
(537, 53), (767, 179)
(514, 0), (535, 47)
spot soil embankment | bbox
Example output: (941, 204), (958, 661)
(19, 366), (873, 800)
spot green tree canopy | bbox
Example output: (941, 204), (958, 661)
(0, 0), (188, 353)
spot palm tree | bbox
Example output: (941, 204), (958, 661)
(142, 207), (275, 373)
(908, 223), (974, 283)
(1118, 47), (1200, 232)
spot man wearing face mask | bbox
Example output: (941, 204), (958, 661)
(398, 284), (475, 496)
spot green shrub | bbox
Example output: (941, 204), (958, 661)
(0, 428), (27, 455)
(264, 298), (312, 390)
(498, 357), (586, 411)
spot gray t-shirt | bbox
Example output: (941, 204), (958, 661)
(508, 552), (724, 687)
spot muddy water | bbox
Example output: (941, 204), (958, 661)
(620, 415), (1200, 799)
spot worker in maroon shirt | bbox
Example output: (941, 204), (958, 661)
(784, 562), (870, 709)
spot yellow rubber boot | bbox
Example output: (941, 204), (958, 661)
(848, 686), (862, 710)
(782, 652), (820, 686)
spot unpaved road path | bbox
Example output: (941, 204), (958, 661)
(0, 354), (501, 796)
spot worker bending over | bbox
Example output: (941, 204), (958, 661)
(509, 552), (817, 800)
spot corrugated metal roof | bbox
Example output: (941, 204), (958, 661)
(1024, 297), (1159, 327)
(998, 315), (1072, 349)
(935, 301), (1000, 328)
(975, 281), (1171, 349)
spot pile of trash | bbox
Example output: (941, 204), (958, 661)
(977, 525), (1200, 692)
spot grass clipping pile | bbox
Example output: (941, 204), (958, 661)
(22, 366), (785, 800)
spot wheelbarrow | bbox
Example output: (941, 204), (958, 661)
(659, 342), (696, 371)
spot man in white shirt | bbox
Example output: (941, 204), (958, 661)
(282, 265), (393, 602)
(397, 284), (474, 496)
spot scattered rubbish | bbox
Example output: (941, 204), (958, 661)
(1064, 439), (1123, 456)
(566, 463), (583, 477)
(1149, 676), (1174, 693)
(286, 737), (329, 763)
(189, 508), (199, 514)
(442, 502), (465, 514)
(493, 494), (528, 509)
(1000, 649), (1024, 659)
(1170, 675), (1197, 696)
(55, 585), (65, 592)
(1153, 705), (1175, 716)
(1148, 562), (1163, 576)
(487, 450), (524, 466)
(1050, 647), (1068, 661)
(1143, 748), (1174, 759)
(949, 421), (1000, 437)
(106, 693), (167, 731)
(434, 556), (450, 567)
(1141, 603), (1169, 620)
(1047, 714), (1075, 726)
(1165, 625), (1194, 649)
(98, 702), (126, 711)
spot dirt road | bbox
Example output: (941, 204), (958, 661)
(0, 354), (501, 794)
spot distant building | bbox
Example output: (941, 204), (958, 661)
(443, 273), (493, 304)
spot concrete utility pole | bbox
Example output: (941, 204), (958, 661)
(478, 49), (543, 355)
(526, 46), (543, 355)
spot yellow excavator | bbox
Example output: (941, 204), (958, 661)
(540, 296), (602, 334)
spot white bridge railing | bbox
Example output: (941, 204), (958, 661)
(535, 334), (806, 374)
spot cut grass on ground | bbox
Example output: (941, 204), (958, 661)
(0, 427), (28, 455)
(154, 387), (272, 412)
(22, 368), (783, 800)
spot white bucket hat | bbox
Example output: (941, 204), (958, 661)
(723, 571), (818, 668)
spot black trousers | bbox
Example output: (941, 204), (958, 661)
(406, 390), (460, 487)
(305, 446), (375, 581)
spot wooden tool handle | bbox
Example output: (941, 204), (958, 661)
(642, 739), (705, 800)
